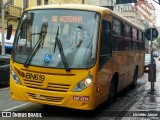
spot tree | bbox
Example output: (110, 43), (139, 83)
(156, 36), (160, 48)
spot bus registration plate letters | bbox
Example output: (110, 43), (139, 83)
(73, 96), (89, 101)
(25, 72), (45, 81)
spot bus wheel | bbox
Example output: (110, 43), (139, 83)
(131, 68), (138, 89)
(107, 79), (117, 104)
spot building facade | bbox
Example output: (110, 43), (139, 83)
(120, 0), (156, 29)
(0, 0), (22, 46)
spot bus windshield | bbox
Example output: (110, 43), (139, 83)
(12, 9), (100, 69)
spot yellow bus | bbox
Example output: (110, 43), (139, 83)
(8, 4), (145, 110)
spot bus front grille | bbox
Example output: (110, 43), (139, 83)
(27, 93), (64, 102)
(23, 79), (43, 87)
(23, 79), (71, 92)
(47, 83), (70, 92)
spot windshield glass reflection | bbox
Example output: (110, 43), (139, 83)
(12, 9), (100, 69)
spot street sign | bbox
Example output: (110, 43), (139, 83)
(145, 28), (159, 41)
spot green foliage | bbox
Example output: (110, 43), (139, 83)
(156, 36), (160, 48)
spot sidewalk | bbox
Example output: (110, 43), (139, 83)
(121, 73), (160, 119)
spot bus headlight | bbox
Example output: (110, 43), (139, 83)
(72, 75), (93, 92)
(10, 67), (21, 85)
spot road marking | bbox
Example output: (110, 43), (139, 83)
(0, 87), (9, 91)
(4, 103), (30, 111)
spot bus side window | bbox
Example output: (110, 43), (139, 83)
(99, 20), (112, 69)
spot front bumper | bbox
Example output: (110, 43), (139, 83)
(10, 78), (95, 110)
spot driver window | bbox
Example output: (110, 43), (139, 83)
(70, 28), (84, 48)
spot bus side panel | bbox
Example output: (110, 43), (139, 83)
(95, 60), (112, 107)
(112, 51), (138, 92)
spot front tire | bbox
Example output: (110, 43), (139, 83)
(107, 78), (117, 104)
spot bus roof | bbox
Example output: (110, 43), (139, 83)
(25, 4), (144, 32)
(25, 4), (108, 12)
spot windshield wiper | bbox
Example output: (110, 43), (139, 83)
(24, 23), (48, 67)
(54, 26), (70, 72)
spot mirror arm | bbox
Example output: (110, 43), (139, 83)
(7, 17), (20, 28)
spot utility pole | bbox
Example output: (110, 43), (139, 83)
(145, 28), (158, 94)
(150, 29), (154, 93)
(1, 0), (11, 55)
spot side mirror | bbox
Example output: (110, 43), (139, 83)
(6, 25), (13, 40)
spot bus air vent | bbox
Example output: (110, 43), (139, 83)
(27, 93), (64, 102)
(47, 83), (71, 92)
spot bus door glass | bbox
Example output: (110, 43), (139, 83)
(99, 20), (112, 69)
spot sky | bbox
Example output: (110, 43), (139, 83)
(151, 0), (160, 27)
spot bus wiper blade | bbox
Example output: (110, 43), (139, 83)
(55, 26), (70, 72)
(24, 23), (48, 67)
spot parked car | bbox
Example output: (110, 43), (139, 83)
(0, 55), (10, 86)
(144, 53), (156, 73)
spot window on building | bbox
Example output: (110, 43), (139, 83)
(123, 6), (126, 11)
(23, 0), (28, 9)
(123, 5), (132, 11)
(44, 0), (49, 5)
(120, 8), (122, 12)
(37, 0), (42, 6)
(10, 0), (14, 4)
(0, 0), (2, 10)
(118, 6), (120, 11)
(111, 0), (113, 6)
(128, 6), (130, 10)
(108, 0), (112, 6)
(117, 6), (119, 11)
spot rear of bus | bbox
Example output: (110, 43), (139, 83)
(9, 4), (101, 110)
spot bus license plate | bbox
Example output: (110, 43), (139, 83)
(73, 96), (89, 101)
